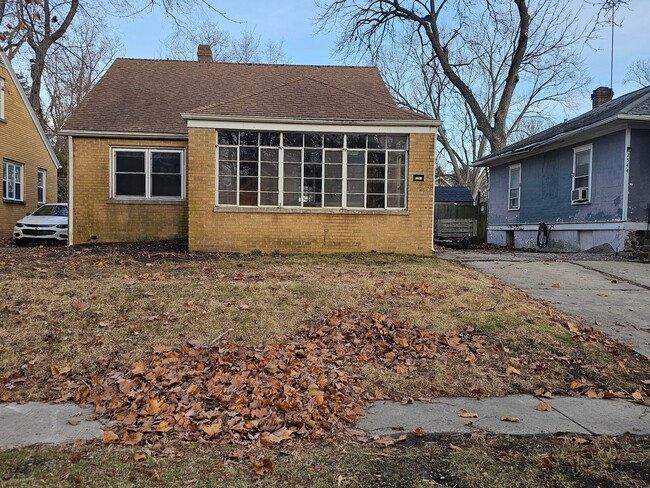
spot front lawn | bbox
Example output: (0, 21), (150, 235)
(0, 243), (649, 477)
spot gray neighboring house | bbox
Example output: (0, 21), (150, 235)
(474, 86), (650, 252)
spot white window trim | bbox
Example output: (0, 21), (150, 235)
(110, 147), (186, 201)
(3, 160), (23, 202)
(215, 132), (409, 211)
(571, 144), (592, 205)
(0, 78), (5, 120)
(508, 163), (521, 211)
(37, 168), (46, 205)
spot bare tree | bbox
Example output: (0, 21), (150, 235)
(164, 19), (287, 63)
(41, 16), (121, 199)
(1, 0), (230, 122)
(624, 58), (650, 88)
(320, 1), (590, 157)
(355, 1), (587, 198)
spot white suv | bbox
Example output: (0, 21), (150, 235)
(13, 203), (68, 245)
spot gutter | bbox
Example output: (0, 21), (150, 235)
(473, 113), (650, 168)
(182, 114), (441, 134)
(59, 129), (188, 140)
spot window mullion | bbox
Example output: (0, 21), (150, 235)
(342, 136), (348, 208)
(279, 142), (284, 207)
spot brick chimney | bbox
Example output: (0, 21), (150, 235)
(197, 44), (213, 63)
(591, 86), (614, 109)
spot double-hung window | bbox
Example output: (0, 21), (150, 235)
(3, 160), (23, 202)
(217, 131), (408, 210)
(508, 164), (521, 210)
(571, 145), (592, 204)
(37, 168), (46, 205)
(112, 148), (185, 200)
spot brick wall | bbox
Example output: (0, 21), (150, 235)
(188, 129), (435, 255)
(71, 137), (188, 244)
(0, 65), (58, 238)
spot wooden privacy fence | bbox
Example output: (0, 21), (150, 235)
(434, 203), (487, 243)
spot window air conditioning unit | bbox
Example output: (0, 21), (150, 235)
(572, 187), (589, 202)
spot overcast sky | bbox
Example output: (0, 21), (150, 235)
(112, 0), (650, 117)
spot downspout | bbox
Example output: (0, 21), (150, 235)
(432, 131), (438, 253)
(622, 127), (631, 222)
(67, 136), (74, 246)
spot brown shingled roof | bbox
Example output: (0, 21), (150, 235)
(63, 58), (433, 135)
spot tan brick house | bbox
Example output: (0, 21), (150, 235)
(1, 50), (60, 238)
(62, 46), (440, 254)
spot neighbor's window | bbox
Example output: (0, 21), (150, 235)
(3, 160), (23, 202)
(572, 145), (592, 204)
(37, 168), (46, 205)
(217, 131), (408, 209)
(112, 148), (185, 199)
(508, 164), (521, 210)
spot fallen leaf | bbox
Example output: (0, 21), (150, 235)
(566, 321), (581, 334)
(102, 431), (119, 444)
(201, 421), (223, 437)
(50, 365), (71, 376)
(69, 452), (82, 463)
(551, 283), (561, 288)
(535, 402), (553, 412)
(506, 366), (522, 376)
(134, 453), (147, 462)
(631, 391), (643, 401)
(68, 420), (80, 426)
(123, 432), (143, 446)
(250, 457), (273, 475)
(501, 416), (520, 423)
(414, 427), (425, 437)
(449, 443), (462, 451)
(457, 409), (478, 418)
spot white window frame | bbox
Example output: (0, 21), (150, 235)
(508, 163), (521, 211)
(215, 131), (409, 211)
(571, 144), (592, 205)
(3, 160), (23, 202)
(110, 147), (186, 200)
(0, 78), (5, 120)
(37, 168), (46, 205)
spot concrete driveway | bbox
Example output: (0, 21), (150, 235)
(439, 250), (650, 358)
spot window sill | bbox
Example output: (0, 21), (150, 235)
(0, 118), (6, 124)
(508, 208), (520, 211)
(214, 206), (409, 216)
(3, 199), (25, 205)
(571, 201), (591, 206)
(107, 198), (187, 206)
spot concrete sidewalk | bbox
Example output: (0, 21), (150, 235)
(357, 395), (650, 437)
(439, 250), (650, 357)
(0, 403), (104, 450)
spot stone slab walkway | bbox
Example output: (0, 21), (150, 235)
(438, 250), (650, 357)
(357, 395), (650, 437)
(0, 403), (104, 450)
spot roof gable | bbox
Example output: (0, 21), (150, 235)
(192, 75), (429, 121)
(475, 85), (650, 166)
(0, 50), (60, 169)
(64, 59), (433, 135)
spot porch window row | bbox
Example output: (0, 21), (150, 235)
(216, 131), (408, 209)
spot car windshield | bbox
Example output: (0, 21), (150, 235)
(31, 205), (68, 217)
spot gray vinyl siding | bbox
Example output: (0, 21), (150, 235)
(488, 131), (626, 225)
(628, 128), (650, 222)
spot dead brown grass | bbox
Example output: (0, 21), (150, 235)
(0, 244), (648, 403)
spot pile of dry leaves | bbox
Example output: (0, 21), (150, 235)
(78, 308), (501, 447)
